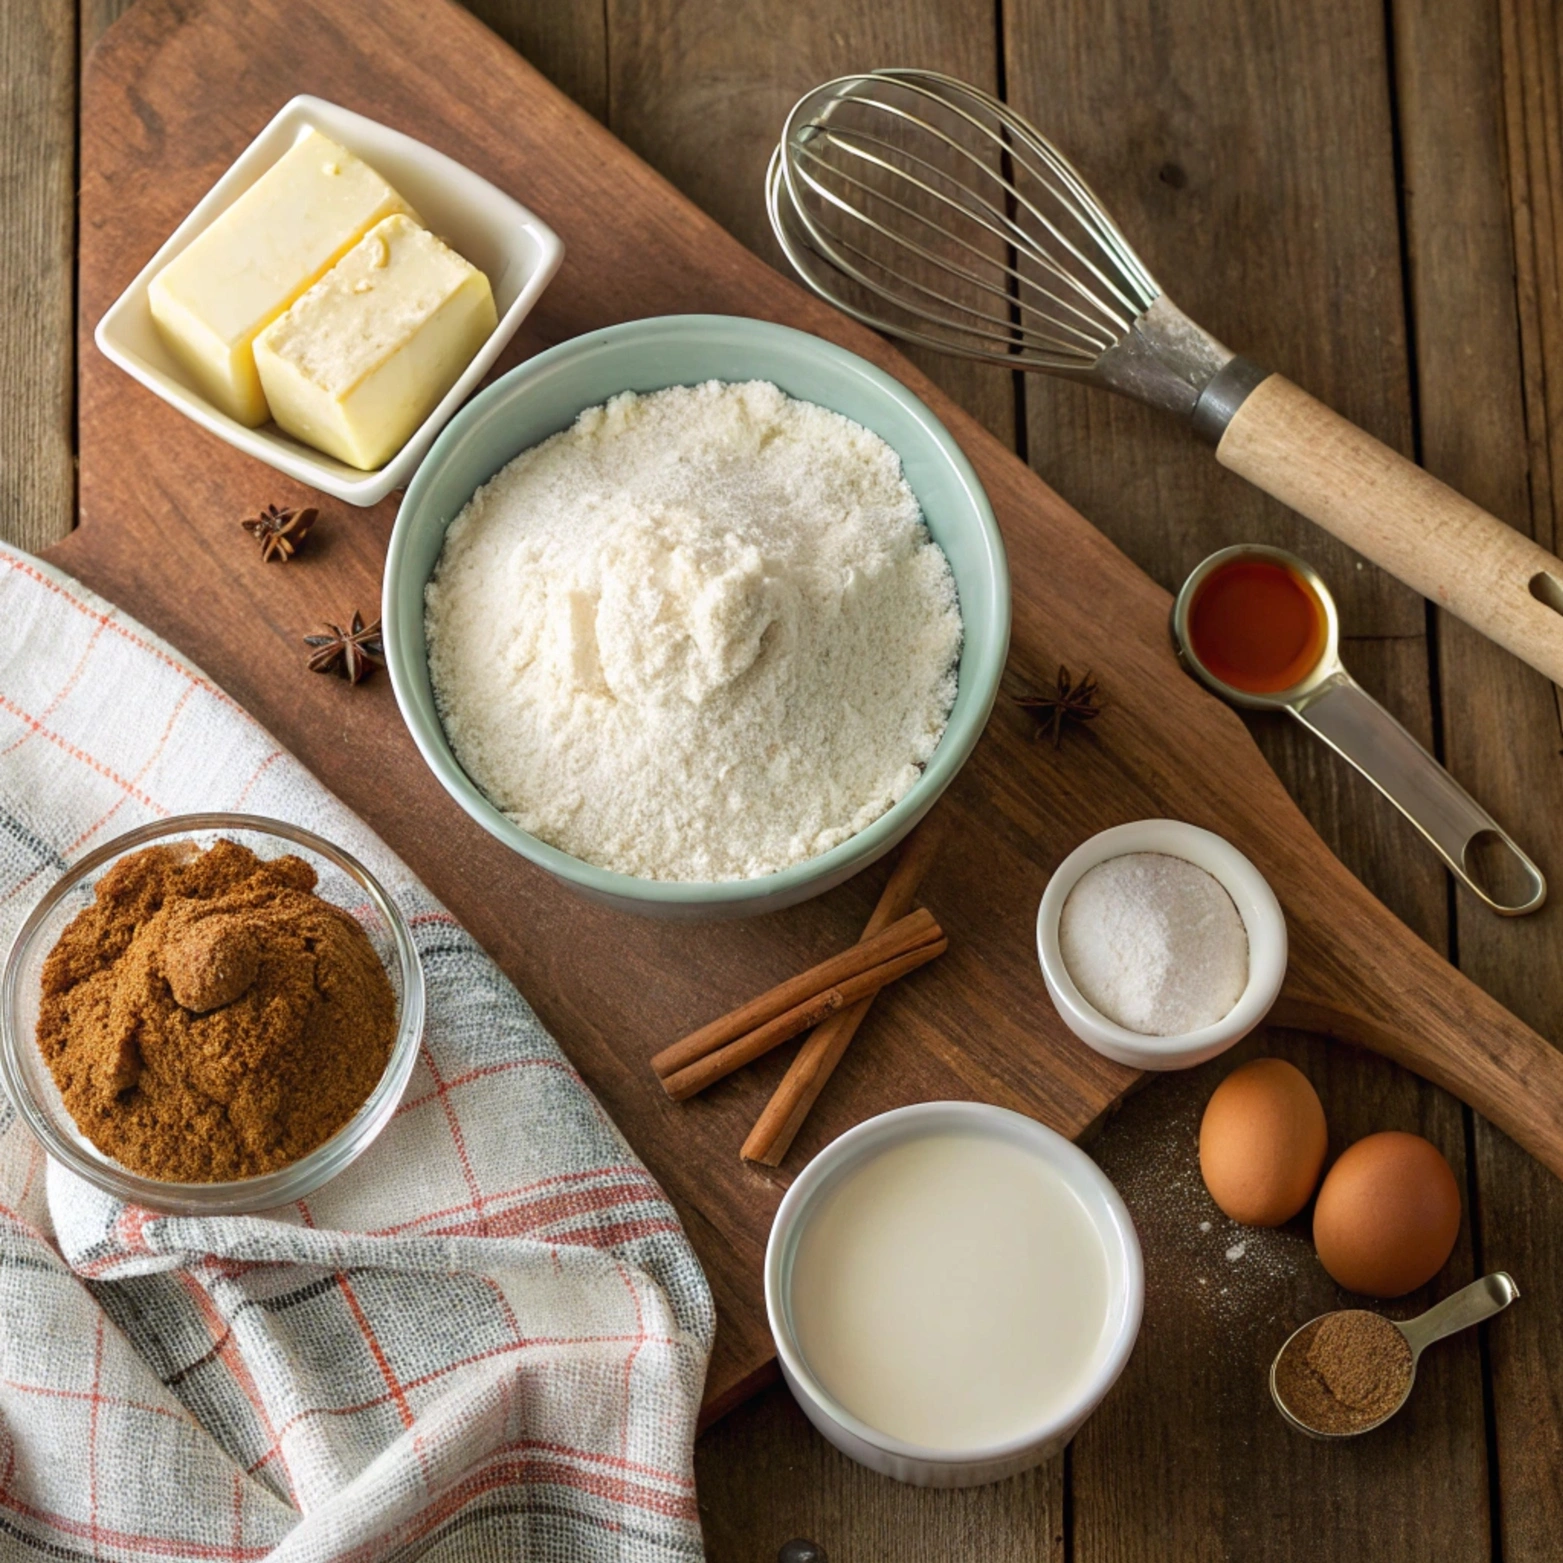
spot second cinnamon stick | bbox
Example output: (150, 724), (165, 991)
(650, 905), (941, 1081)
(658, 936), (949, 1102)
(741, 814), (948, 1164)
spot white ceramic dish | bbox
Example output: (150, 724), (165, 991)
(93, 95), (564, 506)
(1036, 818), (1288, 1071)
(765, 1101), (1143, 1487)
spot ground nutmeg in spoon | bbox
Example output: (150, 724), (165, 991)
(1273, 1309), (1413, 1434)
(38, 839), (396, 1182)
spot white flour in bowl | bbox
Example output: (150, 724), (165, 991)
(424, 380), (963, 882)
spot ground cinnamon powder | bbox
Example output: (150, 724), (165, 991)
(1273, 1309), (1413, 1433)
(38, 838), (396, 1182)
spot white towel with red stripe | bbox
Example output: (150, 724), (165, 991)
(0, 546), (713, 1560)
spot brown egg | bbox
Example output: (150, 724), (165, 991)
(1198, 1058), (1328, 1226)
(1313, 1131), (1461, 1297)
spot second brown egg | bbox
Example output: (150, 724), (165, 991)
(1199, 1057), (1328, 1226)
(1312, 1131), (1462, 1297)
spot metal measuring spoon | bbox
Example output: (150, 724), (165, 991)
(1270, 1272), (1519, 1437)
(1172, 544), (1546, 915)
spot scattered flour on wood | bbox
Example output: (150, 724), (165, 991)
(1090, 1065), (1319, 1333)
(425, 381), (962, 881)
(1088, 1058), (1358, 1422)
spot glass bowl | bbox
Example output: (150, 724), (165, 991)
(0, 814), (425, 1215)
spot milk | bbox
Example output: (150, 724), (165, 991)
(788, 1130), (1111, 1450)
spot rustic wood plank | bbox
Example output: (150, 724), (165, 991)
(598, 4), (1046, 1550)
(81, 0), (137, 55)
(603, 0), (1015, 446)
(695, 1388), (1063, 1562)
(0, 0), (75, 553)
(1397, 0), (1563, 1556)
(1484, 4), (1563, 1548)
(460, 0), (607, 122)
(1001, 0), (1492, 1556)
(1498, 0), (1562, 556)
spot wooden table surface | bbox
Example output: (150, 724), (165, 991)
(4, 0), (1561, 1558)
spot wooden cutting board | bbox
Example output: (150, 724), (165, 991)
(56, 0), (1563, 1423)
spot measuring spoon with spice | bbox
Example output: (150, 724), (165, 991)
(1171, 544), (1544, 916)
(1270, 1272), (1518, 1438)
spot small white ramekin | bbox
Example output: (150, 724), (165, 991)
(1036, 818), (1287, 1071)
(764, 1101), (1143, 1487)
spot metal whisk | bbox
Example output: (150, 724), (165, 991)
(767, 68), (1563, 688)
(766, 70), (1236, 419)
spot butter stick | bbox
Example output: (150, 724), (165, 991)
(254, 214), (497, 470)
(149, 129), (416, 426)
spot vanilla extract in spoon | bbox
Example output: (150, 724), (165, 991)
(1172, 544), (1545, 916)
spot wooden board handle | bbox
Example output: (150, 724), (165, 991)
(1216, 375), (1563, 686)
(1278, 911), (1563, 1181)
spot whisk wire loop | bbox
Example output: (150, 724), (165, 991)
(797, 130), (1138, 350)
(771, 68), (1166, 374)
(790, 145), (1119, 358)
(818, 81), (1152, 325)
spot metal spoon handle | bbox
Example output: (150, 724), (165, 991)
(1290, 672), (1545, 915)
(1399, 1272), (1519, 1357)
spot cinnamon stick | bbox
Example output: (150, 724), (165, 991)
(658, 937), (949, 1102)
(650, 905), (942, 1081)
(742, 815), (947, 1165)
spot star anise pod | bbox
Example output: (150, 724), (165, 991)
(1015, 665), (1103, 748)
(304, 611), (384, 685)
(241, 503), (317, 563)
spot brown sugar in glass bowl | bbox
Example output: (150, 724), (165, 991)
(0, 815), (424, 1215)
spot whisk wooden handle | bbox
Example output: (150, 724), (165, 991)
(1215, 374), (1563, 686)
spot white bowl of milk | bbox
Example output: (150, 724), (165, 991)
(765, 1101), (1143, 1487)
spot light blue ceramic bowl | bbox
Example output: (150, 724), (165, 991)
(383, 315), (1010, 919)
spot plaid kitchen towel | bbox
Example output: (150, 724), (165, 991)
(0, 545), (714, 1561)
